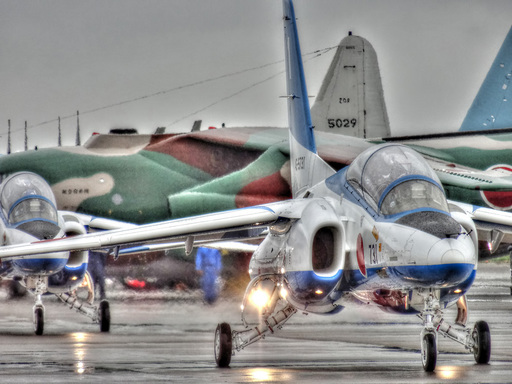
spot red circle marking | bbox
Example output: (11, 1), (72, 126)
(356, 234), (366, 277)
(481, 165), (512, 210)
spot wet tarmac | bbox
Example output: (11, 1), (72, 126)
(0, 262), (510, 383)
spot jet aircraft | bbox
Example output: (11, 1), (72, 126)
(0, 171), (111, 335)
(0, 0), (492, 372)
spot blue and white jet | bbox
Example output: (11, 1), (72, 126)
(0, 0), (490, 372)
(0, 171), (111, 335)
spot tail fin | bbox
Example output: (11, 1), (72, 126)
(460, 26), (512, 131)
(311, 32), (391, 139)
(282, 0), (334, 197)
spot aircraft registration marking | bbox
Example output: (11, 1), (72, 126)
(327, 118), (357, 129)
(294, 156), (305, 170)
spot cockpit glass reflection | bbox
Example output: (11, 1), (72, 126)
(0, 172), (59, 238)
(347, 144), (448, 215)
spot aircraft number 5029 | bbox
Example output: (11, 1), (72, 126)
(328, 118), (357, 129)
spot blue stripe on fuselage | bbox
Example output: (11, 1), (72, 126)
(285, 269), (342, 302)
(13, 257), (67, 276)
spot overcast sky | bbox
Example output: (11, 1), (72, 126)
(1, 0), (512, 151)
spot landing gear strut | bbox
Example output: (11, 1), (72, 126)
(419, 290), (491, 372)
(213, 276), (296, 367)
(52, 271), (110, 332)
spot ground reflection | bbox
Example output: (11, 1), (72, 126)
(71, 332), (90, 374)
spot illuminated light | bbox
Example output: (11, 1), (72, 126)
(76, 361), (85, 374)
(250, 289), (270, 309)
(72, 333), (87, 343)
(487, 242), (493, 252)
(436, 366), (463, 380)
(280, 267), (285, 274)
(315, 289), (323, 295)
(71, 276), (78, 281)
(72, 332), (89, 375)
(280, 287), (287, 298)
(240, 304), (244, 311)
(250, 368), (271, 382)
(249, 269), (253, 274)
(454, 289), (462, 294)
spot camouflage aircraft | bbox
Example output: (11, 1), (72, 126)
(2, 30), (512, 253)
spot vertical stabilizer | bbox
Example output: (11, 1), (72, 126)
(282, 0), (334, 198)
(460, 26), (512, 131)
(311, 32), (390, 139)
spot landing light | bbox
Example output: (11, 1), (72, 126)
(250, 289), (270, 309)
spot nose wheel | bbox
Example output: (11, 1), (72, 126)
(33, 305), (44, 336)
(421, 332), (437, 372)
(472, 321), (491, 364)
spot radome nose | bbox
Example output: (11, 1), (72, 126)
(441, 249), (464, 264)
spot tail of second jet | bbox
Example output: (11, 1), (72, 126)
(282, 0), (334, 198)
(460, 26), (512, 131)
(310, 32), (391, 139)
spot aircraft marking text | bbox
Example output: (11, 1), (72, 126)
(328, 118), (357, 129)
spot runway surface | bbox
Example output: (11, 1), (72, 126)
(0, 262), (510, 383)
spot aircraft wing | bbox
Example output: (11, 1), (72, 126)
(449, 200), (512, 252)
(0, 200), (309, 259)
(60, 211), (138, 231)
(425, 155), (512, 191)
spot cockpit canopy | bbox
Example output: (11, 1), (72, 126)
(346, 144), (448, 215)
(0, 172), (60, 239)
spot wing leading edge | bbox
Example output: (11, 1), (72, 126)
(0, 200), (315, 259)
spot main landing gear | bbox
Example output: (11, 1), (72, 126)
(214, 276), (296, 367)
(419, 290), (491, 372)
(29, 272), (111, 335)
(56, 271), (111, 333)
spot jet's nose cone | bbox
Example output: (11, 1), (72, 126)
(389, 236), (476, 288)
(441, 249), (465, 264)
(425, 238), (476, 287)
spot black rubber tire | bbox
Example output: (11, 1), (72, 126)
(99, 300), (111, 333)
(421, 332), (437, 372)
(34, 306), (44, 336)
(473, 321), (491, 364)
(214, 322), (232, 368)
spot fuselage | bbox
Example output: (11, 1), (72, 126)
(0, 172), (88, 293)
(251, 144), (478, 315)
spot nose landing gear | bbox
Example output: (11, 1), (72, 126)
(419, 291), (491, 372)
